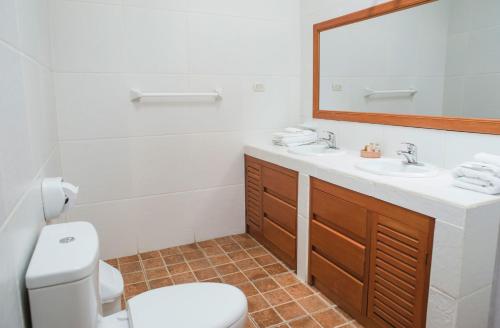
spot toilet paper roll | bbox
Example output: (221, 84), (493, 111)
(41, 178), (79, 221)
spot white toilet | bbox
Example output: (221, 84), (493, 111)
(26, 222), (248, 328)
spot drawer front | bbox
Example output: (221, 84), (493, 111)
(263, 217), (296, 259)
(310, 251), (364, 314)
(311, 188), (367, 241)
(262, 166), (297, 205)
(310, 220), (366, 280)
(263, 192), (296, 234)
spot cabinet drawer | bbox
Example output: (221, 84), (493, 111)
(263, 192), (296, 234)
(311, 188), (367, 241)
(310, 220), (366, 280)
(263, 217), (296, 259)
(310, 251), (364, 314)
(262, 166), (297, 205)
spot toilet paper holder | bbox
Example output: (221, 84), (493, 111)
(41, 177), (79, 221)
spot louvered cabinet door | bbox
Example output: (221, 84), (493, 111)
(367, 213), (434, 328)
(245, 157), (263, 230)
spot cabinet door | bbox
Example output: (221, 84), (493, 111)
(367, 213), (434, 328)
(245, 157), (263, 230)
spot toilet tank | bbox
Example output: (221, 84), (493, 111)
(26, 222), (102, 328)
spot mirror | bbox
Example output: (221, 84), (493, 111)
(314, 0), (500, 134)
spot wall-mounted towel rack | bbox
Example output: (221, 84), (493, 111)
(130, 88), (223, 102)
(364, 87), (417, 98)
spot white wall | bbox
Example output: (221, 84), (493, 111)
(0, 0), (61, 326)
(300, 0), (500, 170)
(50, 0), (301, 259)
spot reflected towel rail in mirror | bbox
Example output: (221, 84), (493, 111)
(364, 87), (417, 98)
(130, 88), (223, 102)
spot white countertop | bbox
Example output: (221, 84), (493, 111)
(244, 141), (500, 227)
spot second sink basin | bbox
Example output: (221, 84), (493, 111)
(288, 144), (345, 156)
(355, 158), (438, 178)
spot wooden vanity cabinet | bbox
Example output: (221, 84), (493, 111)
(309, 178), (434, 328)
(244, 155), (298, 269)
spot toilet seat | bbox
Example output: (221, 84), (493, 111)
(127, 283), (247, 328)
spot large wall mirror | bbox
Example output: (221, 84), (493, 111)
(313, 0), (500, 134)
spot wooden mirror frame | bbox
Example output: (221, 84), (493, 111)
(313, 0), (500, 135)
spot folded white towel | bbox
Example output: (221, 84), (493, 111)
(453, 167), (500, 186)
(459, 161), (500, 177)
(474, 153), (500, 168)
(453, 178), (500, 195)
(272, 128), (318, 147)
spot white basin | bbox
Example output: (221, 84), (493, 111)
(355, 158), (438, 178)
(288, 144), (345, 156)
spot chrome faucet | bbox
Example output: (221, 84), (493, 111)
(320, 131), (338, 149)
(397, 142), (420, 165)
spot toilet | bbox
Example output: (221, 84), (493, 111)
(25, 222), (248, 328)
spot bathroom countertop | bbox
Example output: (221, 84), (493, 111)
(244, 141), (500, 227)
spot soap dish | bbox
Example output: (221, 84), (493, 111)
(360, 150), (381, 158)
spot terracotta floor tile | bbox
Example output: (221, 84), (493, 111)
(204, 277), (222, 283)
(214, 236), (235, 245)
(118, 255), (140, 265)
(298, 295), (329, 313)
(194, 268), (218, 281)
(263, 263), (288, 275)
(119, 261), (142, 274)
(312, 309), (347, 328)
(289, 316), (321, 328)
(228, 250), (250, 261)
(238, 239), (259, 249)
(254, 278), (280, 293)
(142, 258), (164, 270)
(105, 259), (118, 267)
(167, 262), (190, 275)
(247, 247), (269, 258)
(222, 272), (249, 285)
(232, 234), (253, 242)
(222, 243), (242, 253)
(197, 240), (218, 248)
(237, 282), (259, 297)
(215, 263), (239, 275)
(262, 288), (292, 306)
(189, 258), (211, 270)
(251, 308), (283, 328)
(235, 258), (259, 271)
(286, 283), (314, 299)
(123, 272), (145, 285)
(163, 254), (184, 265)
(248, 294), (271, 313)
(159, 247), (180, 257)
(146, 268), (169, 280)
(203, 246), (224, 256)
(149, 277), (173, 289)
(139, 250), (161, 260)
(245, 316), (257, 328)
(275, 301), (307, 321)
(254, 255), (278, 266)
(244, 268), (269, 281)
(179, 243), (200, 253)
(209, 255), (232, 266)
(274, 273), (300, 287)
(124, 282), (148, 298)
(172, 272), (197, 284)
(184, 250), (205, 261)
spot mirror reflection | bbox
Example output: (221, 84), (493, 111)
(319, 0), (500, 119)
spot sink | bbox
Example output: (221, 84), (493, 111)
(355, 158), (438, 178)
(288, 144), (345, 156)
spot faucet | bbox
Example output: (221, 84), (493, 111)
(320, 131), (338, 149)
(397, 142), (420, 165)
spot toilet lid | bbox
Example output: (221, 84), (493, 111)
(127, 283), (247, 328)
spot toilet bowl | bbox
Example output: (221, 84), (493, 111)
(26, 222), (248, 328)
(99, 260), (124, 316)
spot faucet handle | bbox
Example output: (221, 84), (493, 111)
(401, 142), (417, 152)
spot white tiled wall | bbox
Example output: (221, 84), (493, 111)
(50, 0), (301, 259)
(0, 0), (61, 326)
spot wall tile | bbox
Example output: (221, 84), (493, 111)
(0, 0), (19, 46)
(17, 0), (51, 66)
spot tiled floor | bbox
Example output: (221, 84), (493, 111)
(105, 233), (363, 328)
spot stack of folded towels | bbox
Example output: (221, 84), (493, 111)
(452, 153), (500, 195)
(272, 128), (318, 147)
